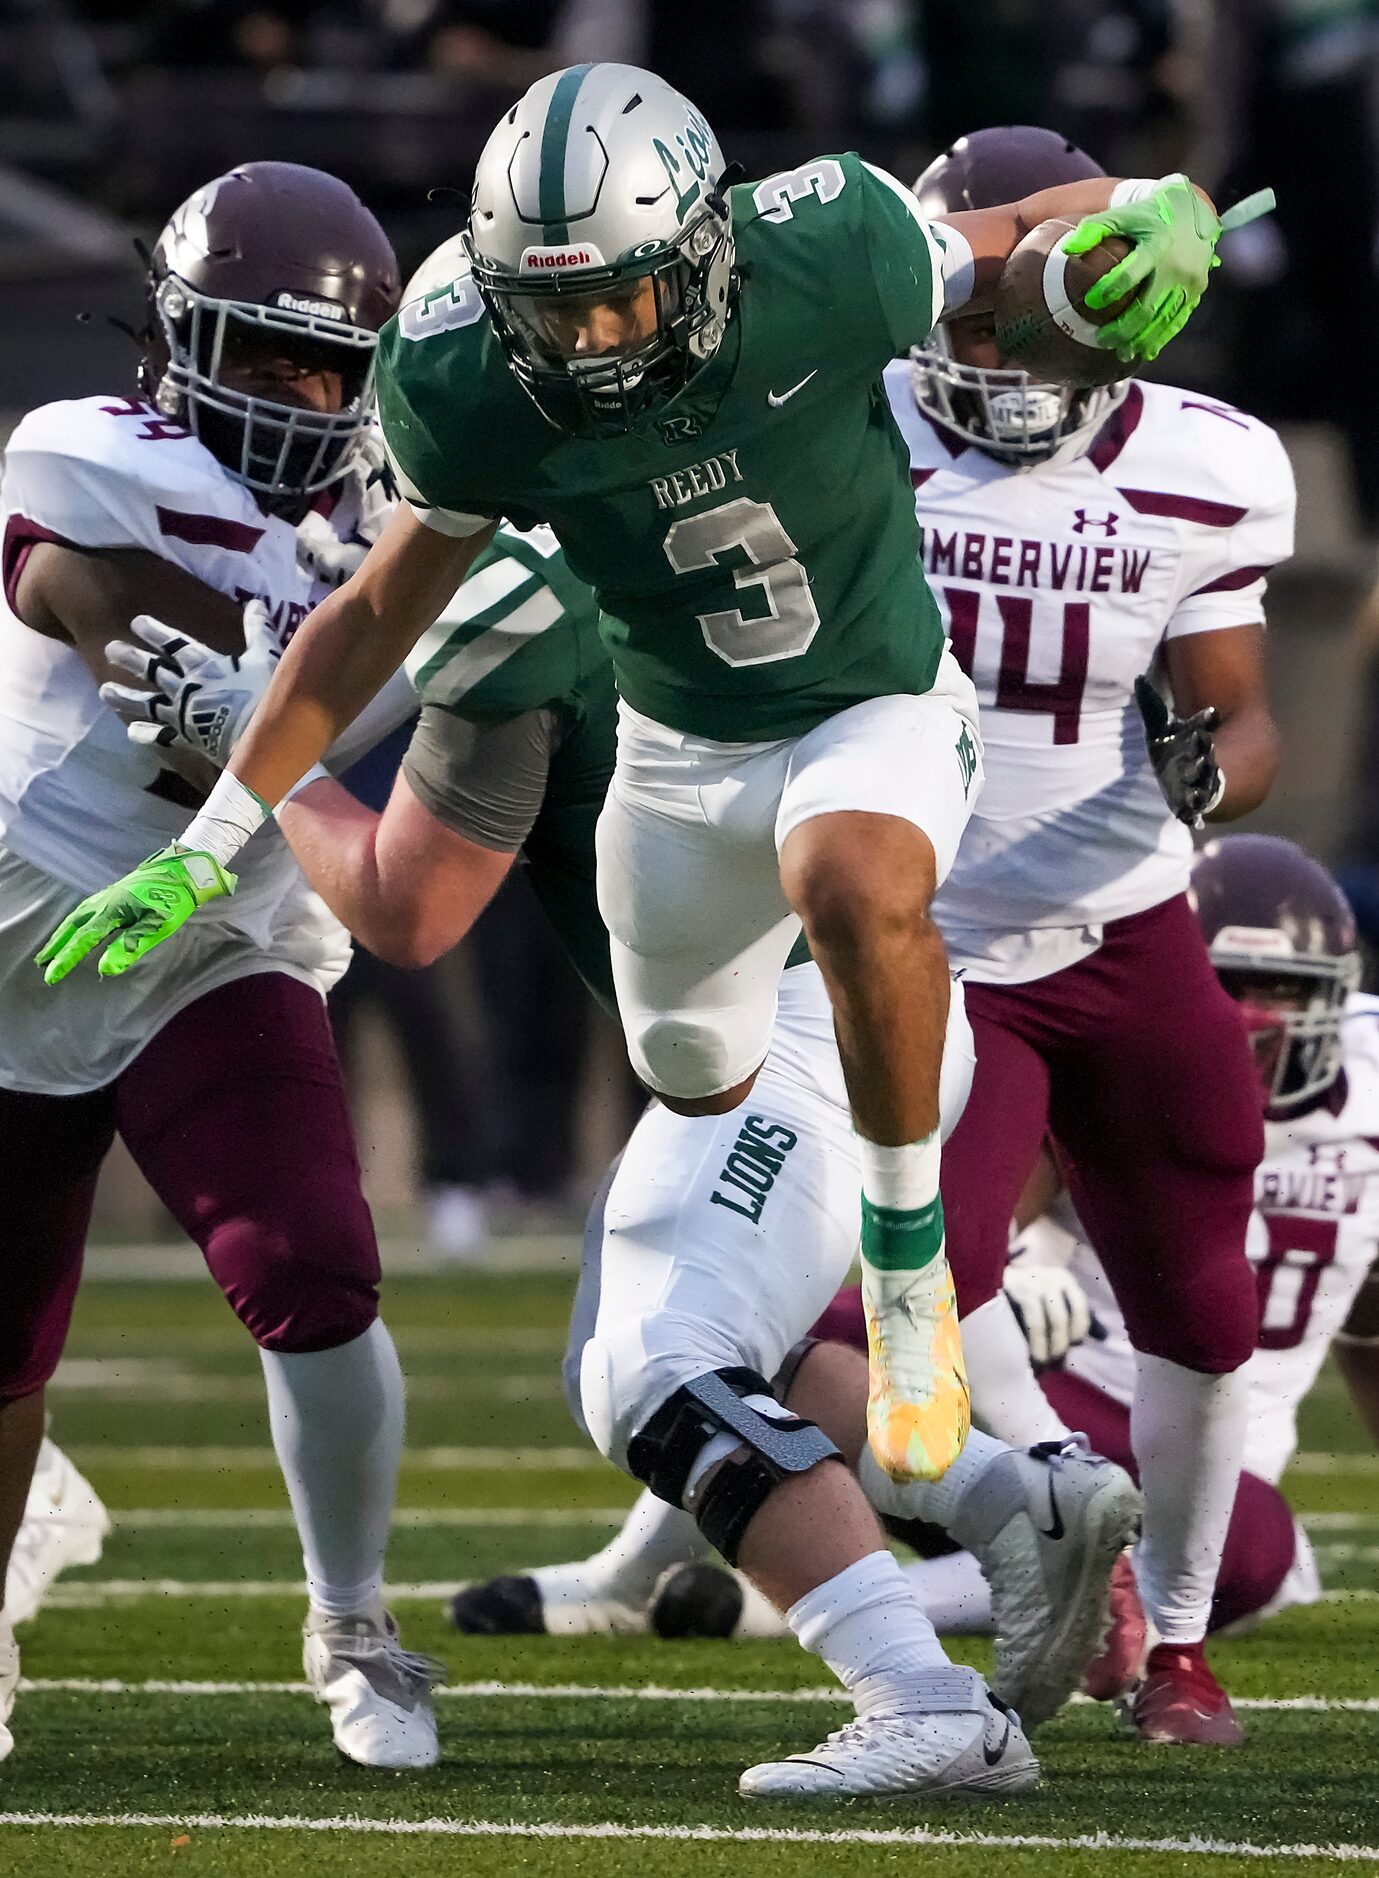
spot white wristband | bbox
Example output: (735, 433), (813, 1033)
(1203, 768), (1227, 817)
(179, 770), (271, 868)
(1109, 174), (1183, 208)
(275, 764), (332, 812)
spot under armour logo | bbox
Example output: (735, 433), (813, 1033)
(658, 414), (702, 445)
(1072, 509), (1119, 536)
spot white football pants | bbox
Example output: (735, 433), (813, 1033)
(570, 961), (975, 1472)
(595, 652), (982, 1100)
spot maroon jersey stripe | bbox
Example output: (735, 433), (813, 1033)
(1117, 488), (1247, 527)
(1189, 563), (1273, 596)
(156, 507), (265, 553)
(2, 514), (82, 615)
(1086, 382), (1144, 475)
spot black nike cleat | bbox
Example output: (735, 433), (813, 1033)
(651, 1562), (745, 1639)
(448, 1574), (546, 1635)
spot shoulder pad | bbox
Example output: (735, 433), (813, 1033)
(1117, 384), (1295, 523)
(2, 396), (264, 558)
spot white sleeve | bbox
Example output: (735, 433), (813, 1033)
(1164, 421), (1296, 640)
(1, 398), (265, 559)
(928, 221), (978, 317)
(382, 437), (493, 540)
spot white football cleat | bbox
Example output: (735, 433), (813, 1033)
(6, 1439), (111, 1626)
(303, 1606), (445, 1768)
(740, 1667), (1038, 1799)
(948, 1436), (1143, 1728)
(0, 1620), (17, 1762)
(650, 1562), (788, 1640)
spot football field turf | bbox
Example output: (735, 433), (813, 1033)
(3, 1265), (1377, 1877)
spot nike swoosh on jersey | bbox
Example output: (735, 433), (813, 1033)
(767, 371), (818, 407)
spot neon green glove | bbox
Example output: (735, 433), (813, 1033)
(36, 845), (236, 984)
(1063, 176), (1222, 364)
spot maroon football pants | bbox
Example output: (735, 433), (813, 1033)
(941, 894), (1263, 1373)
(0, 972), (380, 1400)
(808, 1288), (1298, 1632)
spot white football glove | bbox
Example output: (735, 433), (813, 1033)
(100, 599), (281, 770)
(1003, 1255), (1093, 1369)
(296, 427), (395, 588)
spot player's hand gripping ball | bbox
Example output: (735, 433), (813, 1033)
(995, 176), (1247, 385)
(994, 218), (1137, 388)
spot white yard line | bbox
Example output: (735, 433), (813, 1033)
(1309, 1544), (1379, 1564)
(0, 1812), (1374, 1859)
(69, 1445), (606, 1470)
(68, 1443), (1379, 1473)
(1302, 1513), (1379, 1531)
(111, 1507), (627, 1529)
(42, 1577), (1379, 1610)
(16, 1676), (1379, 1712)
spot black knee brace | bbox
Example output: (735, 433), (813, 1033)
(626, 1367), (840, 1565)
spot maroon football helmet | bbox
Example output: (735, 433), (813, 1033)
(1190, 835), (1361, 1118)
(910, 126), (1125, 464)
(140, 162), (400, 510)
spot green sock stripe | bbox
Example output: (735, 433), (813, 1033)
(861, 1195), (945, 1272)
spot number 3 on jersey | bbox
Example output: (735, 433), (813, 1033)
(663, 497), (821, 667)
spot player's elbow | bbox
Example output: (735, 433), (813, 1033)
(361, 913), (457, 971)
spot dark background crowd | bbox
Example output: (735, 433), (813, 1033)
(0, 0), (1376, 1246)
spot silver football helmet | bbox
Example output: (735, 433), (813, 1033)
(464, 63), (736, 435)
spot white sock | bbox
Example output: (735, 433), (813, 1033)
(857, 1425), (1007, 1532)
(259, 1318), (405, 1619)
(535, 1489), (709, 1609)
(788, 1549), (952, 1715)
(902, 1552), (995, 1634)
(858, 1134), (941, 1213)
(961, 1297), (1072, 1448)
(1131, 1351), (1248, 1644)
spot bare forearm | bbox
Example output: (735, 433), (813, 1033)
(225, 506), (494, 811)
(276, 776), (402, 959)
(951, 176), (1216, 313)
(228, 586), (408, 809)
(1206, 705), (1279, 820)
(277, 770), (514, 969)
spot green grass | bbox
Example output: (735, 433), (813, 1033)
(2, 1269), (1377, 1877)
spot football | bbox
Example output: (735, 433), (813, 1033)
(994, 216), (1136, 388)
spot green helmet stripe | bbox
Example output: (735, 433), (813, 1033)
(539, 63), (594, 245)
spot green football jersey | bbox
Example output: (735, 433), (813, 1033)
(405, 524), (810, 1020)
(378, 152), (949, 741)
(409, 522), (618, 1017)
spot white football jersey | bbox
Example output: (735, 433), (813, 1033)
(0, 394), (378, 1092)
(883, 368), (1297, 983)
(1061, 995), (1379, 1484)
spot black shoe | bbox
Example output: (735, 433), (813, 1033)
(448, 1574), (545, 1635)
(650, 1562), (744, 1639)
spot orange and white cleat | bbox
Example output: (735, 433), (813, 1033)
(1083, 1552), (1150, 1702)
(863, 1249), (970, 1483)
(1128, 1640), (1244, 1746)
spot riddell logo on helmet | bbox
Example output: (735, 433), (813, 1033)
(519, 244), (605, 271)
(272, 290), (347, 320)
